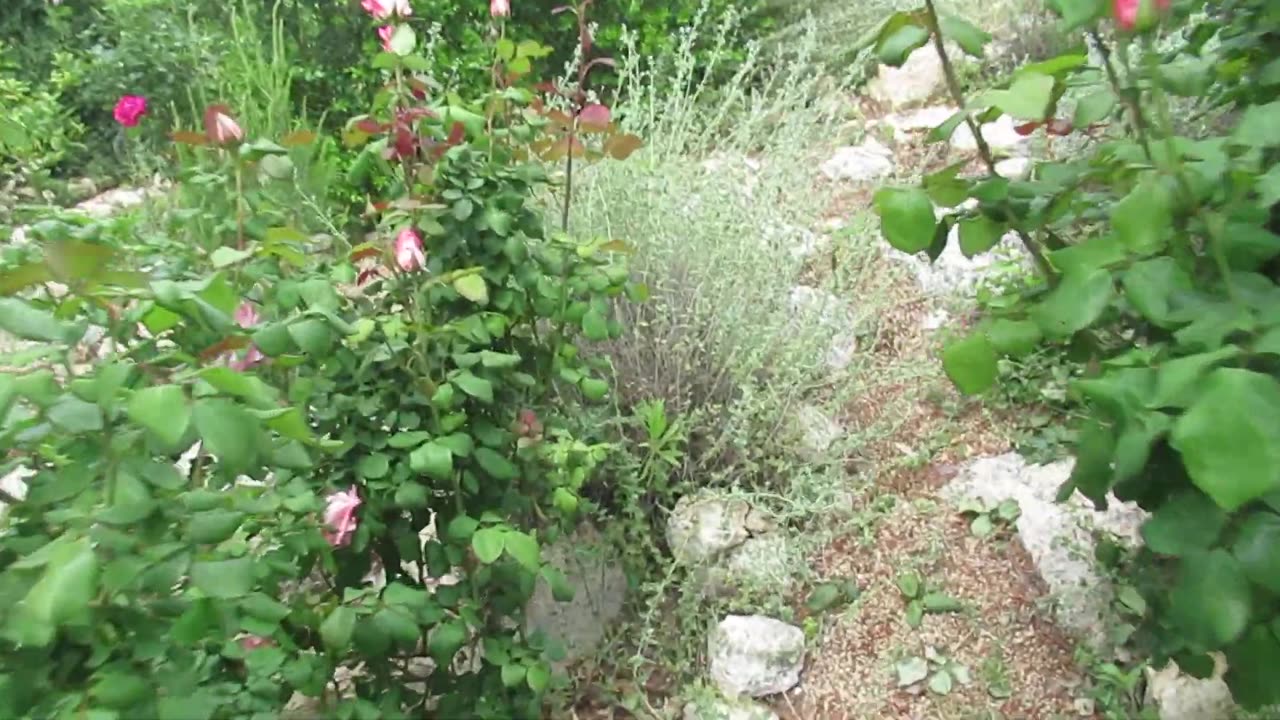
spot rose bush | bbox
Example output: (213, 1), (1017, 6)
(0, 4), (642, 717)
(871, 0), (1280, 708)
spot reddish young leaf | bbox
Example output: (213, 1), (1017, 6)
(355, 117), (386, 134)
(544, 109), (572, 129)
(199, 335), (249, 362)
(170, 130), (209, 146)
(603, 133), (643, 160)
(578, 104), (611, 132)
(281, 130), (317, 147)
(1047, 118), (1075, 136)
(1015, 121), (1042, 136)
(350, 243), (382, 262)
(446, 122), (466, 146)
(542, 136), (585, 161)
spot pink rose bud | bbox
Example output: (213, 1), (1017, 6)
(234, 301), (260, 329)
(207, 106), (244, 145)
(490, 0), (510, 18)
(239, 635), (274, 651)
(394, 228), (426, 272)
(362, 0), (411, 19)
(323, 486), (362, 548)
(113, 95), (148, 128)
(378, 25), (395, 52)
(1113, 0), (1169, 30)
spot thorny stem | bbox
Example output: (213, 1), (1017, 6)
(561, 131), (575, 233)
(923, 0), (1056, 283)
(1089, 29), (1156, 164)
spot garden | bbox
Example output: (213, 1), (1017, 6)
(1, 0), (1279, 718)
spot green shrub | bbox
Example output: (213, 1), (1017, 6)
(0, 10), (643, 717)
(873, 0), (1280, 709)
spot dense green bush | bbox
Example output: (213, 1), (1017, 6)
(873, 0), (1280, 708)
(0, 7), (646, 717)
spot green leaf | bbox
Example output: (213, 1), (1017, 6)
(210, 247), (253, 268)
(501, 663), (527, 688)
(453, 274), (489, 305)
(388, 431), (431, 449)
(542, 566), (576, 602)
(474, 447), (517, 481)
(957, 216), (1003, 257)
(1150, 345), (1242, 409)
(479, 350), (520, 368)
(357, 453), (391, 479)
(942, 333), (998, 395)
(1169, 549), (1252, 648)
(48, 395), (104, 433)
(190, 558), (254, 598)
(1112, 177), (1173, 254)
(21, 537), (98, 640)
(806, 583), (844, 613)
(938, 15), (989, 57)
(410, 441), (453, 480)
(1140, 491), (1226, 556)
(985, 319), (1042, 357)
(241, 593), (291, 622)
(927, 111), (968, 143)
(1171, 369), (1280, 511)
(580, 377), (609, 401)
(446, 515), (479, 542)
(388, 24), (416, 56)
(0, 298), (74, 342)
(1232, 511), (1280, 594)
(1031, 267), (1114, 338)
(581, 309), (609, 341)
(1073, 89), (1116, 126)
(1116, 585), (1146, 616)
(1122, 256), (1192, 327)
(374, 607), (421, 647)
(127, 386), (191, 449)
(928, 670), (954, 695)
(876, 23), (931, 67)
(980, 72), (1055, 121)
(922, 592), (963, 613)
(428, 619), (467, 666)
(452, 372), (494, 403)
(970, 514), (994, 537)
(436, 433), (474, 457)
(875, 187), (936, 254)
(90, 672), (150, 709)
(192, 398), (259, 474)
(896, 656), (929, 686)
(905, 600), (924, 628)
(1225, 625), (1280, 709)
(503, 530), (541, 572)
(187, 510), (245, 544)
(1232, 101), (1280, 148)
(472, 527), (506, 564)
(896, 572), (922, 599)
(393, 482), (429, 509)
(525, 661), (552, 694)
(320, 606), (357, 651)
(288, 318), (333, 356)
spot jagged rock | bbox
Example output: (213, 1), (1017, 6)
(796, 404), (842, 460)
(951, 115), (1030, 152)
(995, 156), (1032, 179)
(524, 525), (626, 662)
(722, 535), (796, 590)
(940, 452), (1147, 646)
(787, 285), (863, 370)
(667, 494), (763, 564)
(869, 47), (946, 109)
(884, 227), (1027, 297)
(708, 615), (805, 698)
(820, 139), (893, 182)
(683, 696), (780, 720)
(1145, 655), (1236, 720)
(879, 105), (960, 141)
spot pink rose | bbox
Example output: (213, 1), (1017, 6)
(229, 345), (265, 372)
(234, 301), (260, 329)
(1113, 0), (1169, 30)
(378, 25), (395, 52)
(490, 0), (509, 18)
(113, 95), (148, 128)
(394, 228), (426, 272)
(323, 486), (362, 548)
(361, 0), (411, 19)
